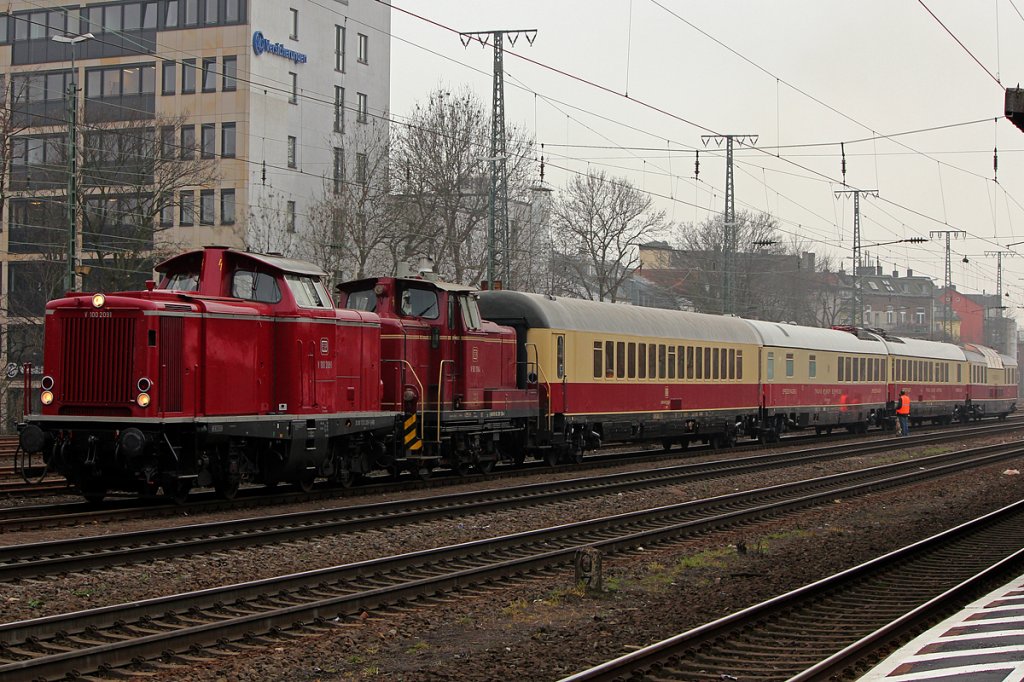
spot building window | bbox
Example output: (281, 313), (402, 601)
(288, 72), (297, 104)
(287, 135), (297, 168)
(200, 123), (215, 158)
(164, 1), (179, 28)
(179, 191), (194, 226)
(200, 190), (214, 224)
(204, 0), (217, 24)
(221, 123), (236, 158)
(161, 60), (176, 95)
(355, 152), (367, 185)
(225, 0), (240, 23)
(84, 64), (156, 98)
(916, 308), (925, 324)
(222, 56), (237, 91)
(286, 200), (296, 232)
(334, 86), (344, 133)
(289, 8), (298, 39)
(335, 25), (345, 72)
(221, 189), (235, 224)
(357, 92), (367, 123)
(182, 59), (196, 93)
(201, 57), (216, 92)
(357, 33), (368, 63)
(184, 0), (198, 25)
(160, 201), (174, 227)
(160, 126), (175, 159)
(333, 147), (344, 193)
(886, 306), (894, 324)
(180, 125), (195, 159)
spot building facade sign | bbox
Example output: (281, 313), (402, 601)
(252, 31), (308, 63)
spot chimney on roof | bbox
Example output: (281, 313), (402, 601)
(893, 269), (899, 278)
(907, 268), (913, 277)
(876, 265), (882, 275)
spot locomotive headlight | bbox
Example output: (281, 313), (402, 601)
(137, 377), (152, 393)
(91, 293), (106, 308)
(40, 375), (54, 391)
(136, 393), (151, 408)
(40, 390), (54, 405)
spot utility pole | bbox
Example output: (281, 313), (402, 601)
(834, 188), (879, 326)
(701, 134), (757, 315)
(53, 32), (93, 293)
(460, 28), (537, 289)
(931, 229), (966, 339)
(984, 248), (1015, 299)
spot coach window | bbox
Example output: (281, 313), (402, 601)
(809, 354), (816, 378)
(695, 346), (703, 379)
(767, 351), (775, 380)
(785, 353), (794, 378)
(728, 349), (736, 380)
(860, 357), (867, 382)
(677, 346), (685, 379)
(605, 341), (614, 378)
(593, 342), (602, 379)
(667, 346), (676, 379)
(627, 342), (636, 378)
(616, 342), (626, 379)
(846, 357), (854, 382)
(638, 343), (646, 379)
(703, 348), (712, 380)
(231, 269), (281, 303)
(719, 348), (727, 380)
(285, 274), (330, 308)
(556, 336), (565, 379)
(956, 364), (961, 383)
(399, 287), (439, 319)
(686, 346), (694, 379)
(659, 345), (667, 379)
(838, 355), (844, 382)
(737, 350), (743, 379)
(649, 345), (658, 379)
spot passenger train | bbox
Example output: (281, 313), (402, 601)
(17, 246), (1017, 502)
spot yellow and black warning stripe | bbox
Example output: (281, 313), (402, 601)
(404, 414), (422, 452)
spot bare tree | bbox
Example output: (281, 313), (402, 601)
(302, 119), (395, 284)
(550, 170), (666, 302)
(244, 187), (300, 257)
(390, 86), (535, 286)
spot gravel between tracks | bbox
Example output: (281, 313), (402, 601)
(3, 432), (1024, 681)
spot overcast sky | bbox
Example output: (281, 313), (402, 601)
(387, 0), (1024, 309)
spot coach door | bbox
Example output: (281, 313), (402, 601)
(552, 333), (566, 412)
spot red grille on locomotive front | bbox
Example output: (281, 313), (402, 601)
(59, 315), (137, 408)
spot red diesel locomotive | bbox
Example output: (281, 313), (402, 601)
(18, 247), (1016, 502)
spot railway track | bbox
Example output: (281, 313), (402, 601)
(1, 419), (1019, 531)
(1, 426), (1008, 580)
(561, 498), (1024, 682)
(1, 434), (1022, 680)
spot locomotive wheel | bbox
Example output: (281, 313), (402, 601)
(456, 461), (475, 477)
(545, 449), (560, 467)
(661, 439), (674, 452)
(678, 438), (689, 451)
(215, 477), (240, 500)
(82, 486), (106, 504)
(295, 472), (315, 493)
(168, 481), (192, 505)
(476, 458), (496, 475)
(513, 452), (526, 466)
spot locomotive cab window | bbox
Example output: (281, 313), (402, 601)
(285, 274), (331, 308)
(231, 269), (281, 303)
(459, 295), (482, 330)
(399, 287), (439, 319)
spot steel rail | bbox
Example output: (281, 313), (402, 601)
(2, 428), (1019, 581)
(0, 444), (1020, 681)
(559, 501), (1024, 682)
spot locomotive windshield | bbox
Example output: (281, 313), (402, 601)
(162, 271), (200, 291)
(399, 287), (439, 319)
(343, 289), (377, 312)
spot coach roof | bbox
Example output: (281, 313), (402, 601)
(743, 319), (888, 354)
(477, 290), (761, 345)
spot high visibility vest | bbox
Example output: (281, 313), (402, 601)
(896, 394), (911, 415)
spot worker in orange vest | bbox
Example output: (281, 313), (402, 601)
(896, 389), (911, 437)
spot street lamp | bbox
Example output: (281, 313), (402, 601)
(52, 32), (94, 293)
